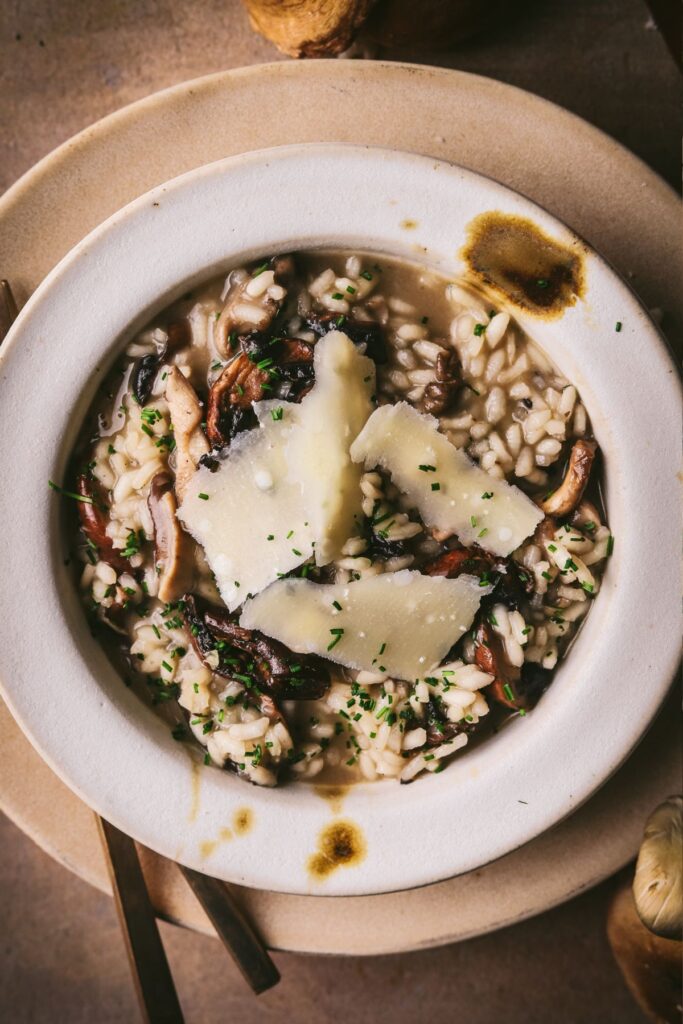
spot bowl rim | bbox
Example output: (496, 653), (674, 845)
(0, 143), (679, 896)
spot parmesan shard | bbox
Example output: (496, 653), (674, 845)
(177, 331), (375, 610)
(240, 570), (490, 681)
(350, 402), (543, 556)
(285, 331), (375, 565)
(177, 409), (314, 612)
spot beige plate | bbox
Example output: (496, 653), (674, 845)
(0, 61), (679, 954)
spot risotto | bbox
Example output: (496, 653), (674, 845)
(61, 251), (612, 787)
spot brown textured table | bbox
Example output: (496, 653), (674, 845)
(0, 1), (679, 1021)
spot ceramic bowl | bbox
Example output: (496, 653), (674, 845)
(0, 145), (679, 896)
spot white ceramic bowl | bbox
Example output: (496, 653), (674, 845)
(0, 145), (679, 896)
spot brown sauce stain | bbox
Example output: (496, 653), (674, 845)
(233, 807), (253, 835)
(307, 819), (366, 881)
(461, 212), (585, 318)
(314, 785), (349, 815)
(400, 218), (419, 230)
(199, 827), (234, 860)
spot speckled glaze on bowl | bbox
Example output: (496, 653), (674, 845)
(0, 144), (679, 896)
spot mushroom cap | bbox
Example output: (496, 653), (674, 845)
(633, 795), (683, 940)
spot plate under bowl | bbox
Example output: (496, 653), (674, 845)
(0, 144), (679, 895)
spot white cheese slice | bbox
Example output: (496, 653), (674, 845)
(240, 570), (489, 681)
(350, 402), (543, 557)
(177, 331), (375, 610)
(285, 331), (375, 565)
(177, 409), (314, 611)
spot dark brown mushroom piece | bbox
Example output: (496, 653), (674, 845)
(205, 337), (314, 448)
(185, 594), (288, 725)
(304, 311), (387, 363)
(422, 546), (534, 608)
(422, 349), (461, 415)
(148, 473), (195, 604)
(422, 547), (491, 580)
(213, 255), (294, 359)
(182, 595), (330, 702)
(76, 474), (129, 573)
(540, 438), (597, 517)
(164, 367), (209, 501)
(270, 253), (297, 287)
(131, 319), (192, 406)
(422, 696), (478, 748)
(474, 620), (526, 711)
(533, 514), (558, 549)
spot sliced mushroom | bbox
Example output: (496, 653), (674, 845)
(304, 311), (387, 363)
(474, 621), (525, 711)
(533, 515), (558, 547)
(423, 546), (533, 606)
(76, 474), (129, 573)
(183, 595), (330, 702)
(540, 439), (597, 517)
(148, 473), (195, 603)
(423, 696), (477, 747)
(569, 498), (602, 531)
(422, 547), (491, 579)
(164, 367), (209, 501)
(206, 337), (314, 448)
(423, 349), (461, 415)
(203, 603), (330, 701)
(131, 319), (191, 406)
(214, 257), (292, 359)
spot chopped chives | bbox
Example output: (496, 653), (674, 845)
(198, 493), (209, 501)
(48, 480), (93, 504)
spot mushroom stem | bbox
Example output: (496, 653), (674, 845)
(148, 473), (195, 604)
(164, 368), (209, 502)
(76, 475), (129, 573)
(540, 439), (597, 517)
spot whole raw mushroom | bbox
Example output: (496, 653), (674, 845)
(607, 796), (682, 1023)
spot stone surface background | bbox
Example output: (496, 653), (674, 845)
(0, 1), (679, 1020)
